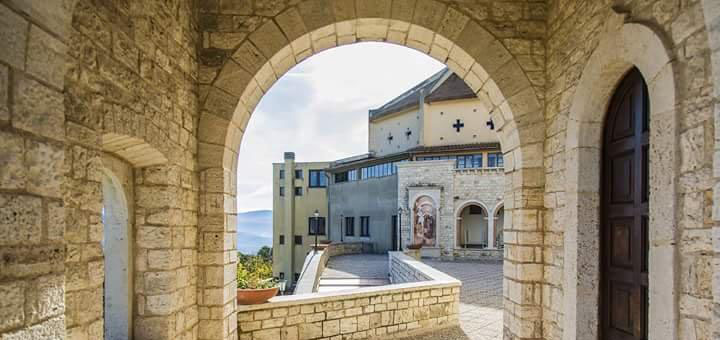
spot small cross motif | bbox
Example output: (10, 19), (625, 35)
(453, 119), (464, 132)
(387, 133), (393, 143)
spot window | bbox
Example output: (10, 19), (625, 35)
(279, 235), (285, 244)
(309, 170), (327, 187)
(345, 217), (355, 236)
(279, 187), (285, 196)
(348, 169), (358, 181)
(279, 272), (285, 279)
(294, 187), (303, 196)
(456, 155), (482, 169)
(294, 235), (302, 245)
(360, 216), (370, 237)
(294, 169), (303, 179)
(488, 153), (504, 168)
(469, 205), (484, 215)
(335, 172), (348, 183)
(308, 217), (326, 235)
(279, 169), (285, 179)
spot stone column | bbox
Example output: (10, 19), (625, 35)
(487, 214), (496, 249)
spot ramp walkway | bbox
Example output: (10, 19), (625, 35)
(316, 254), (389, 292)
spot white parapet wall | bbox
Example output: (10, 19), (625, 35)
(241, 250), (462, 340)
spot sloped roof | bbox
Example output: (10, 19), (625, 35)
(368, 67), (477, 121)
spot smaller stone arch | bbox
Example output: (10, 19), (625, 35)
(564, 16), (678, 340)
(454, 200), (490, 249)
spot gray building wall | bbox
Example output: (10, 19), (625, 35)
(328, 175), (398, 253)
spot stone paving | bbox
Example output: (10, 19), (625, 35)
(424, 259), (504, 340)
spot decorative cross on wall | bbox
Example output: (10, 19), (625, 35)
(453, 119), (465, 132)
(387, 133), (393, 143)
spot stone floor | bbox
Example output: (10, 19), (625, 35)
(424, 259), (504, 340)
(317, 254), (390, 292)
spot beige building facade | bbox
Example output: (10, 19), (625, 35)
(0, 1), (719, 340)
(369, 69), (496, 156)
(272, 152), (329, 284)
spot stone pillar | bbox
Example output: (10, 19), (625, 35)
(487, 214), (495, 249)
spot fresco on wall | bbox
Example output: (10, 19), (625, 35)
(413, 196), (436, 246)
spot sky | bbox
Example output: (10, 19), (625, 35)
(236, 42), (445, 213)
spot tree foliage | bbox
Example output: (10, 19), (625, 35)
(237, 247), (275, 289)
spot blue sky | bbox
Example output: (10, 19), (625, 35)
(236, 42), (445, 213)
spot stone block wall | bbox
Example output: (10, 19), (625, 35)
(389, 252), (432, 284)
(237, 283), (460, 340)
(0, 1), (74, 339)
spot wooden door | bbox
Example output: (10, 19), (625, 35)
(600, 68), (649, 340)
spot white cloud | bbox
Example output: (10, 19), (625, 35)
(236, 42), (445, 212)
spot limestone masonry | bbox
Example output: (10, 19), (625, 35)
(0, 1), (719, 340)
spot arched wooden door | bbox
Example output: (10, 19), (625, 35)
(600, 68), (649, 340)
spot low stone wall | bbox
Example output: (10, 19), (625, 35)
(238, 282), (460, 340)
(326, 242), (373, 256)
(390, 252), (431, 283)
(242, 249), (461, 340)
(451, 248), (503, 260)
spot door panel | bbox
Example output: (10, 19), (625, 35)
(601, 68), (649, 340)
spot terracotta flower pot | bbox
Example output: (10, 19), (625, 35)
(237, 287), (279, 305)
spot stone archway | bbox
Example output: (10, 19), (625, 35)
(196, 3), (546, 339)
(564, 17), (678, 340)
(455, 201), (490, 249)
(493, 203), (504, 249)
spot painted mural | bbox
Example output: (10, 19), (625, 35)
(413, 196), (437, 246)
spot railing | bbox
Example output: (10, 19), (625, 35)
(453, 167), (504, 174)
(238, 249), (462, 340)
(294, 242), (374, 295)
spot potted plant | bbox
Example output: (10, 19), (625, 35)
(405, 243), (422, 260)
(237, 259), (279, 305)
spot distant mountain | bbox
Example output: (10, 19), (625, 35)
(236, 210), (273, 255)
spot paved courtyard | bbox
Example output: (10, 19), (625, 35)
(424, 259), (504, 340)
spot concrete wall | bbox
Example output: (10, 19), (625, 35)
(328, 176), (398, 253)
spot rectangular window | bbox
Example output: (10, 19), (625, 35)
(294, 235), (302, 245)
(294, 169), (303, 179)
(360, 216), (370, 237)
(279, 169), (285, 179)
(279, 235), (285, 244)
(335, 172), (348, 183)
(279, 187), (285, 196)
(348, 169), (358, 181)
(294, 187), (303, 196)
(488, 153), (503, 168)
(473, 154), (483, 168)
(308, 217), (326, 235)
(345, 217), (355, 236)
(309, 170), (327, 187)
(279, 272), (285, 279)
(457, 156), (466, 169)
